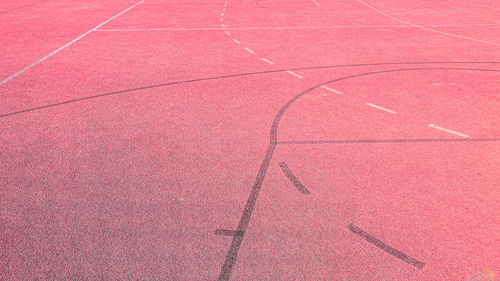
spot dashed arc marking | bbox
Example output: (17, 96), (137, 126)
(261, 58), (275, 65)
(320, 85), (343, 94)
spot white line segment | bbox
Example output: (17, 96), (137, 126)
(0, 0), (145, 87)
(232, 38), (240, 44)
(366, 102), (396, 114)
(244, 47), (254, 54)
(261, 58), (274, 64)
(320, 85), (343, 95)
(312, 0), (320, 6)
(428, 124), (469, 138)
(286, 71), (303, 78)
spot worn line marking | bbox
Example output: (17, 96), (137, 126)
(225, 31), (231, 36)
(0, 0), (145, 87)
(220, 18), (224, 21)
(261, 58), (274, 64)
(244, 47), (254, 54)
(312, 0), (320, 6)
(278, 162), (310, 194)
(286, 70), (303, 78)
(320, 85), (343, 94)
(347, 224), (425, 269)
(366, 102), (396, 114)
(428, 124), (469, 138)
(215, 229), (245, 236)
(232, 38), (240, 44)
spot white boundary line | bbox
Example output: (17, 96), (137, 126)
(0, 0), (145, 87)
(312, 0), (320, 6)
(93, 23), (500, 32)
(428, 124), (469, 138)
(261, 58), (275, 65)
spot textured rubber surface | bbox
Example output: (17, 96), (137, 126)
(1, 0), (499, 280)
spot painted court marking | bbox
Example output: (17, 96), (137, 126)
(94, 23), (500, 32)
(225, 31), (231, 36)
(215, 229), (245, 236)
(428, 124), (469, 138)
(366, 102), (396, 114)
(347, 224), (425, 269)
(321, 85), (344, 94)
(244, 47), (255, 54)
(312, 0), (320, 6)
(261, 58), (275, 65)
(0, 0), (145, 87)
(232, 38), (240, 44)
(357, 0), (500, 46)
(286, 70), (303, 78)
(278, 162), (310, 194)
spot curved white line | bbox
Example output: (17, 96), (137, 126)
(357, 0), (500, 46)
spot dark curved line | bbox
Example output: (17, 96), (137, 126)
(2, 61), (500, 119)
(255, 0), (423, 16)
(217, 67), (500, 280)
(347, 223), (425, 269)
(278, 162), (310, 194)
(0, 0), (49, 15)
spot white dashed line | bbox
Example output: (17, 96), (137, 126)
(220, 18), (224, 21)
(225, 31), (231, 36)
(221, 13), (224, 16)
(244, 47), (254, 54)
(261, 58), (275, 65)
(428, 124), (469, 138)
(286, 71), (303, 79)
(232, 38), (240, 44)
(365, 103), (396, 114)
(312, 0), (320, 6)
(320, 85), (343, 95)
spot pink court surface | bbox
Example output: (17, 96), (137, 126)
(1, 0), (499, 280)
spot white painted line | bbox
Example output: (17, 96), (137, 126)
(225, 31), (231, 36)
(428, 124), (469, 138)
(286, 70), (303, 79)
(320, 85), (343, 95)
(260, 58), (274, 65)
(244, 47), (254, 54)
(365, 103), (396, 114)
(232, 38), (240, 44)
(222, 7), (226, 12)
(220, 18), (223, 21)
(94, 23), (500, 32)
(221, 13), (224, 16)
(312, 0), (320, 6)
(0, 0), (145, 87)
(221, 24), (227, 28)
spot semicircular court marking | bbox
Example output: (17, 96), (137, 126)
(217, 67), (500, 281)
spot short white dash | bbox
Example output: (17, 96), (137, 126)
(244, 47), (254, 54)
(220, 18), (224, 21)
(320, 85), (343, 95)
(286, 70), (303, 78)
(232, 38), (240, 44)
(261, 58), (274, 64)
(225, 31), (231, 36)
(365, 103), (397, 114)
(222, 8), (226, 12)
(428, 124), (469, 138)
(312, 0), (320, 6)
(221, 13), (224, 16)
